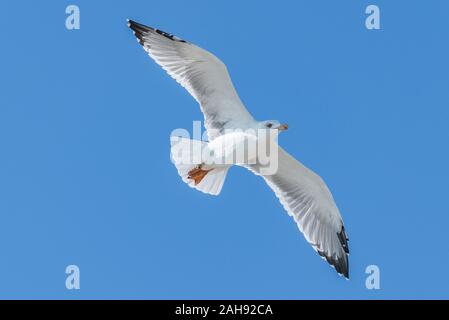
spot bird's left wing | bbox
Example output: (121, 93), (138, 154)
(128, 20), (254, 140)
(248, 147), (350, 278)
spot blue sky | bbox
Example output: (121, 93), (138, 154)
(0, 1), (448, 299)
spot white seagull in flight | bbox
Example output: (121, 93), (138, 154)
(128, 20), (350, 278)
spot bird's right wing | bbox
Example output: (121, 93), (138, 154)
(128, 20), (254, 140)
(248, 147), (349, 278)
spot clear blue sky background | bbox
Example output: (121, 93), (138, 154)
(0, 1), (448, 299)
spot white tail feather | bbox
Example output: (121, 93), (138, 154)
(170, 136), (230, 196)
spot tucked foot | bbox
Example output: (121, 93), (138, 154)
(188, 165), (213, 186)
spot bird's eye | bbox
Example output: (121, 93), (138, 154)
(266, 123), (273, 128)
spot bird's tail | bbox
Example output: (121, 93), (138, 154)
(170, 136), (230, 196)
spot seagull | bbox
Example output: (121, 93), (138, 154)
(128, 20), (350, 278)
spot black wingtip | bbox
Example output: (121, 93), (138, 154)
(127, 20), (152, 46)
(337, 226), (350, 279)
(341, 257), (350, 279)
(127, 20), (188, 44)
(337, 226), (350, 254)
(127, 19), (153, 33)
(316, 226), (350, 279)
(318, 250), (349, 279)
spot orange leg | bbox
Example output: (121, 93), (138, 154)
(188, 166), (213, 185)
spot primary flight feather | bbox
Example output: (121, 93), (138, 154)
(128, 19), (349, 278)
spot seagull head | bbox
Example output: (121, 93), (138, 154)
(258, 120), (289, 132)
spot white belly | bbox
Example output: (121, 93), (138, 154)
(206, 132), (260, 166)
